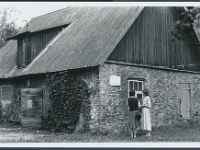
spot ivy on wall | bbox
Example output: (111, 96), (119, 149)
(42, 71), (91, 133)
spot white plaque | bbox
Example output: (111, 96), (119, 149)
(27, 99), (32, 109)
(109, 75), (121, 86)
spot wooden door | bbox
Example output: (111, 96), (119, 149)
(21, 88), (43, 128)
(180, 83), (191, 119)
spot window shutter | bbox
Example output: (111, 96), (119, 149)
(1, 85), (12, 100)
(25, 37), (31, 66)
(17, 39), (23, 68)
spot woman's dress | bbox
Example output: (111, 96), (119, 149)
(127, 97), (140, 130)
(141, 96), (152, 131)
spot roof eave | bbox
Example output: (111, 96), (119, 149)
(7, 21), (71, 41)
(6, 31), (30, 41)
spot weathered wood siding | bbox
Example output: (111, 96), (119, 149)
(108, 7), (199, 69)
(17, 37), (30, 67)
(30, 27), (64, 62)
(17, 25), (67, 68)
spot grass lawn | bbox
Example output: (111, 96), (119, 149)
(0, 124), (200, 143)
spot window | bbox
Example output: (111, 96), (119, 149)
(128, 80), (144, 102)
(1, 85), (13, 100)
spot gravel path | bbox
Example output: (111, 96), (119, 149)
(0, 128), (45, 142)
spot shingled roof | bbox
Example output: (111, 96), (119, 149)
(4, 6), (143, 78)
(0, 40), (17, 78)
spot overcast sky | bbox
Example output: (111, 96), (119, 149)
(0, 2), (200, 27)
(0, 2), (74, 27)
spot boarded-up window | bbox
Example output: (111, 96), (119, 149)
(17, 37), (31, 68)
(128, 80), (144, 102)
(21, 88), (43, 128)
(1, 85), (12, 100)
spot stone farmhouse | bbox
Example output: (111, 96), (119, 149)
(0, 6), (200, 131)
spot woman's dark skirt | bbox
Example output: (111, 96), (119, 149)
(128, 110), (140, 130)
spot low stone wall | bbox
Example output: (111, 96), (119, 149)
(98, 62), (200, 132)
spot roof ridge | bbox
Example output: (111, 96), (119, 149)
(32, 6), (71, 20)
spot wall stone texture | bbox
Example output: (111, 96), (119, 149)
(98, 62), (200, 132)
(8, 68), (100, 130)
(3, 63), (200, 132)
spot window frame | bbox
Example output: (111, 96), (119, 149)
(1, 85), (13, 100)
(128, 79), (144, 101)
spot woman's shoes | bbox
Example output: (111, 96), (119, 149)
(145, 134), (151, 137)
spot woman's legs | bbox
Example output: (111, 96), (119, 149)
(131, 129), (134, 137)
(130, 129), (138, 138)
(134, 128), (138, 138)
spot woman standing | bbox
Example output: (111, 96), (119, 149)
(127, 90), (140, 138)
(141, 89), (152, 137)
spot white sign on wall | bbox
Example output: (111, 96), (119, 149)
(27, 99), (33, 109)
(109, 75), (121, 86)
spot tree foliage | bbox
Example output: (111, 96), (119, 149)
(0, 8), (20, 48)
(172, 7), (200, 41)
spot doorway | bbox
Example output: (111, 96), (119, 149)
(180, 83), (191, 119)
(21, 88), (43, 128)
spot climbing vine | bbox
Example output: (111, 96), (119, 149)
(42, 71), (90, 133)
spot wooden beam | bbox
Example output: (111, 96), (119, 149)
(105, 60), (200, 74)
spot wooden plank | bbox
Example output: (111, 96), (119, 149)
(29, 26), (63, 64)
(21, 88), (43, 97)
(107, 7), (200, 72)
(21, 117), (42, 128)
(180, 83), (191, 118)
(17, 39), (22, 67)
(21, 88), (43, 128)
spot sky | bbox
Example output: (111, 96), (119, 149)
(0, 2), (74, 27)
(0, 2), (200, 27)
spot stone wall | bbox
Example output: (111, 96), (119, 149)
(8, 68), (100, 129)
(98, 62), (200, 131)
(69, 68), (100, 130)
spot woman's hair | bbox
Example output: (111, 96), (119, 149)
(143, 91), (149, 96)
(143, 89), (149, 96)
(129, 90), (135, 96)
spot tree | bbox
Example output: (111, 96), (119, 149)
(0, 8), (20, 48)
(172, 7), (200, 41)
